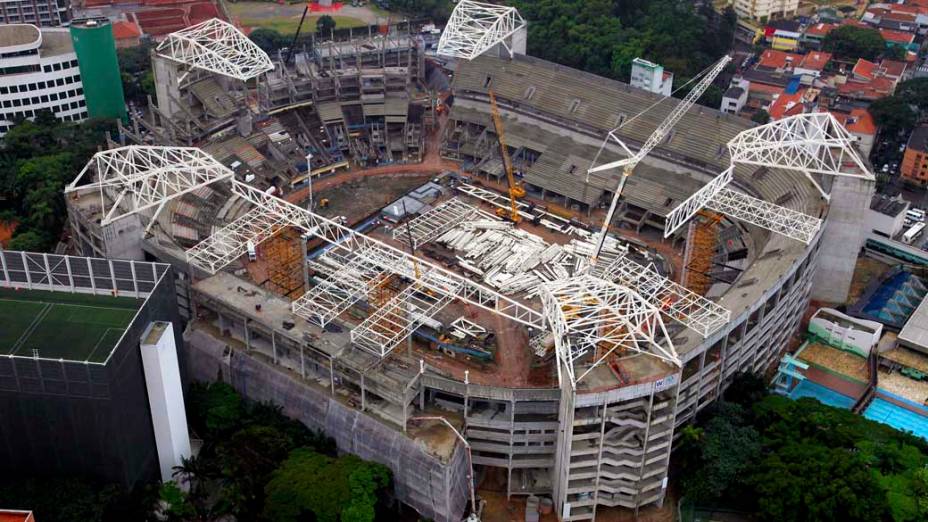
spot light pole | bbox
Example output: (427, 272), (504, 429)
(305, 152), (314, 210)
(409, 416), (479, 521)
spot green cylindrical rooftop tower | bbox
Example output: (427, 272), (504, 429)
(70, 19), (127, 123)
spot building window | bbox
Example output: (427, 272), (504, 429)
(0, 86), (6, 94)
(31, 96), (38, 104)
(40, 95), (48, 103)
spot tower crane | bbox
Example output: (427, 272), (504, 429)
(587, 55), (732, 263)
(488, 90), (525, 223)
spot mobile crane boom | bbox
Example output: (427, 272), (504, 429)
(488, 89), (524, 222)
(588, 55), (732, 262)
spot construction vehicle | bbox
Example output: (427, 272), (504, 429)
(586, 55), (732, 263)
(318, 198), (330, 209)
(487, 90), (524, 223)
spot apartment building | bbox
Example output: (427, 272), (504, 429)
(0, 0), (70, 27)
(734, 0), (798, 21)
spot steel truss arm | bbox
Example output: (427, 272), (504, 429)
(66, 145), (234, 226)
(727, 112), (874, 180)
(351, 273), (460, 357)
(292, 246), (388, 327)
(393, 198), (480, 250)
(186, 206), (291, 273)
(156, 18), (274, 81)
(594, 256), (730, 338)
(437, 0), (526, 60)
(705, 188), (822, 244)
(540, 275), (679, 388)
(224, 180), (545, 330)
(664, 167), (733, 238)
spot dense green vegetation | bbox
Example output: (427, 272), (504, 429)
(678, 374), (928, 521)
(869, 78), (928, 135)
(160, 382), (393, 522)
(0, 477), (156, 522)
(0, 114), (115, 251)
(823, 25), (887, 62)
(389, 0), (452, 21)
(117, 42), (155, 106)
(511, 0), (735, 106)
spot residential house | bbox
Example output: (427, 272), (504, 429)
(795, 51), (832, 78)
(765, 19), (803, 51)
(831, 108), (878, 156)
(721, 76), (750, 114)
(802, 22), (837, 49)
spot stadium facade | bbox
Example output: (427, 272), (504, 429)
(63, 20), (872, 521)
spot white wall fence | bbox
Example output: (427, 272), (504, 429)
(0, 250), (170, 298)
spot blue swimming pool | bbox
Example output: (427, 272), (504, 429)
(788, 379), (855, 409)
(864, 396), (928, 440)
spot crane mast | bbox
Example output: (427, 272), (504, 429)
(588, 55), (732, 262)
(488, 90), (524, 222)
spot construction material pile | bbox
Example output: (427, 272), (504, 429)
(435, 220), (627, 297)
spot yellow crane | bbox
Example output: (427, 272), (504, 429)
(488, 90), (524, 223)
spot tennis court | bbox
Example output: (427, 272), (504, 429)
(0, 288), (142, 363)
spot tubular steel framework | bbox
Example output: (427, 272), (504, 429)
(186, 206), (292, 274)
(393, 198), (480, 250)
(727, 112), (874, 180)
(437, 0), (526, 60)
(66, 145), (234, 226)
(664, 112), (870, 243)
(294, 246), (389, 328)
(187, 180), (546, 331)
(540, 275), (679, 387)
(156, 18), (274, 81)
(705, 188), (822, 244)
(593, 255), (731, 338)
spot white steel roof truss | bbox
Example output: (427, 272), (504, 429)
(350, 274), (459, 357)
(437, 0), (526, 60)
(540, 275), (679, 388)
(595, 255), (730, 338)
(664, 166), (733, 238)
(727, 112), (874, 180)
(705, 188), (822, 244)
(156, 18), (274, 81)
(227, 180), (546, 330)
(291, 247), (388, 327)
(392, 197), (480, 249)
(186, 206), (290, 273)
(66, 146), (234, 226)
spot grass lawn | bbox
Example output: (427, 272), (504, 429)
(228, 2), (368, 35)
(0, 288), (141, 362)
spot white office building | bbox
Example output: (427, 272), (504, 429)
(630, 57), (673, 96)
(0, 24), (87, 136)
(734, 0), (799, 21)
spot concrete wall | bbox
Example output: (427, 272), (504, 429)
(813, 176), (875, 303)
(184, 328), (469, 522)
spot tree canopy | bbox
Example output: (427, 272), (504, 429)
(316, 15), (336, 35)
(512, 0), (735, 106)
(678, 374), (928, 521)
(823, 25), (886, 61)
(869, 78), (928, 136)
(0, 116), (115, 251)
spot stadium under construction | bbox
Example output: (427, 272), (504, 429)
(63, 4), (876, 521)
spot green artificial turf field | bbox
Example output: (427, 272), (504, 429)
(0, 288), (141, 363)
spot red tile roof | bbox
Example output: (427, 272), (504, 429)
(768, 90), (807, 120)
(748, 82), (784, 96)
(852, 58), (877, 80)
(804, 22), (837, 37)
(837, 77), (895, 100)
(880, 28), (915, 45)
(832, 108), (877, 135)
(0, 511), (34, 522)
(112, 20), (142, 39)
(757, 49), (802, 70)
(880, 59), (907, 79)
(798, 51), (831, 72)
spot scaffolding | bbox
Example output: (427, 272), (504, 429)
(263, 228), (305, 300)
(681, 211), (722, 296)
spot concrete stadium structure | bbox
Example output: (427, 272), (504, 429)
(64, 15), (874, 522)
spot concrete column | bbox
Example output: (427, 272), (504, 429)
(813, 176), (874, 302)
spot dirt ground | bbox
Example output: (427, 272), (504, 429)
(307, 174), (432, 225)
